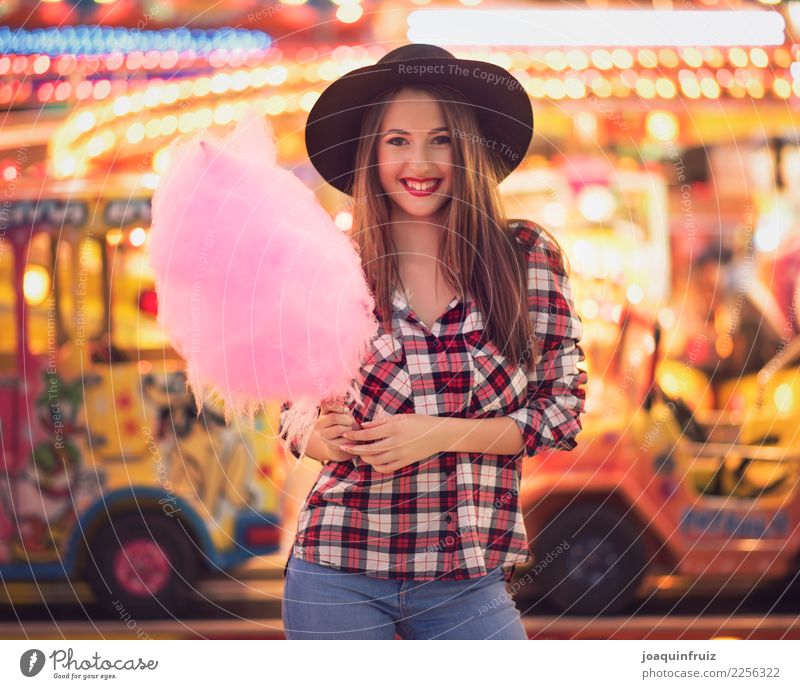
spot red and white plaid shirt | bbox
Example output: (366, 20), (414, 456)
(280, 219), (587, 582)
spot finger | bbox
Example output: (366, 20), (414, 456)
(319, 406), (348, 418)
(367, 455), (434, 473)
(325, 439), (360, 460)
(339, 438), (397, 454)
(321, 424), (353, 439)
(360, 415), (390, 428)
(342, 424), (391, 442)
(321, 400), (348, 414)
(327, 451), (354, 462)
(324, 420), (355, 435)
(361, 452), (401, 472)
(333, 443), (361, 456)
(319, 412), (355, 428)
(375, 454), (423, 472)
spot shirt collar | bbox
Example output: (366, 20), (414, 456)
(390, 286), (484, 336)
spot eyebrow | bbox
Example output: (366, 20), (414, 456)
(381, 127), (449, 135)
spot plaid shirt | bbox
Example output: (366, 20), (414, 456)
(279, 219), (587, 582)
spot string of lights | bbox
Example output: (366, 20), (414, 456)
(0, 25), (271, 55)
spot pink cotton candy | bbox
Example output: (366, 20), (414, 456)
(147, 109), (378, 459)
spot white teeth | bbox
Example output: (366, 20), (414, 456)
(404, 179), (439, 191)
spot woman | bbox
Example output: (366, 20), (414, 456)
(279, 43), (587, 639)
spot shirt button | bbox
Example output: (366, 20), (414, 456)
(444, 514), (452, 523)
(446, 532), (458, 550)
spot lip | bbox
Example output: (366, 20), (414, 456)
(400, 178), (442, 197)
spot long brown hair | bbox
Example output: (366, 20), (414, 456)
(348, 83), (567, 373)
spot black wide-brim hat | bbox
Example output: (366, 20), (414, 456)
(305, 43), (534, 196)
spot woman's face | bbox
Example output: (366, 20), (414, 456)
(375, 88), (454, 220)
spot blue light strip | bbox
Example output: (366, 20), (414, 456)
(0, 25), (272, 56)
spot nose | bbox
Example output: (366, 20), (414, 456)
(401, 139), (438, 163)
(402, 157), (439, 179)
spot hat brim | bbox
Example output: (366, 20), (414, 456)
(305, 56), (533, 196)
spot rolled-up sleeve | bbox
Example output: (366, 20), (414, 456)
(507, 228), (588, 458)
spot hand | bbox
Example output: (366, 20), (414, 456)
(338, 413), (446, 473)
(312, 399), (361, 463)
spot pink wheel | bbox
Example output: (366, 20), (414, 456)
(113, 538), (171, 596)
(86, 512), (199, 618)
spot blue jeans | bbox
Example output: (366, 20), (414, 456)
(282, 552), (528, 640)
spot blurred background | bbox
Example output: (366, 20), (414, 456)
(2, 0), (800, 640)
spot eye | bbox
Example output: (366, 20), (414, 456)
(385, 135), (451, 145)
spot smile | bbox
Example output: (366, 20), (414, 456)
(400, 178), (442, 197)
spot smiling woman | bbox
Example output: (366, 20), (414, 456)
(279, 42), (587, 641)
(376, 96), (452, 217)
